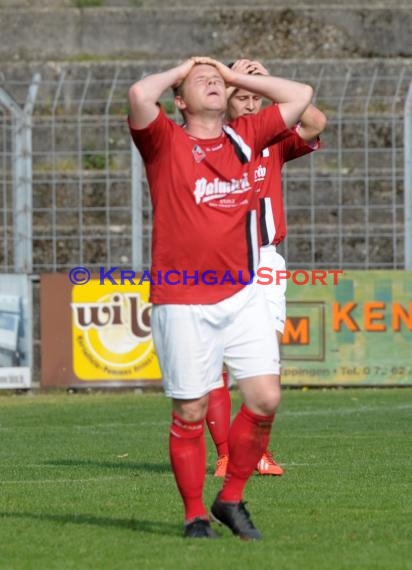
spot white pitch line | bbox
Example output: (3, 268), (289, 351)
(281, 403), (412, 417)
(138, 403), (412, 422)
(0, 476), (131, 485)
(0, 404), (410, 432)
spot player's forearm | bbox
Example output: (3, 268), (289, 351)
(297, 104), (327, 141)
(230, 73), (312, 106)
(128, 62), (192, 129)
(128, 70), (178, 128)
(130, 68), (182, 104)
(231, 73), (313, 128)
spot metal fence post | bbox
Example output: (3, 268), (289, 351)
(404, 79), (412, 270)
(0, 73), (40, 273)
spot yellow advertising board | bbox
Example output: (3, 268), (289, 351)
(41, 274), (161, 388)
(71, 280), (161, 381)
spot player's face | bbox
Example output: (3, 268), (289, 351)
(227, 89), (263, 119)
(177, 64), (227, 114)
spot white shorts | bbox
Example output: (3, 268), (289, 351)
(258, 244), (287, 334)
(151, 282), (280, 399)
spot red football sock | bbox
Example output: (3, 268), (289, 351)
(219, 404), (274, 502)
(206, 372), (231, 457)
(169, 412), (208, 522)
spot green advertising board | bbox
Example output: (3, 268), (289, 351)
(280, 270), (412, 385)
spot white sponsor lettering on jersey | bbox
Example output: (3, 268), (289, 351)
(254, 164), (267, 183)
(193, 173), (252, 204)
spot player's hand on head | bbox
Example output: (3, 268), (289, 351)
(191, 56), (222, 66)
(231, 59), (269, 76)
(229, 59), (253, 74)
(248, 61), (270, 76)
(191, 56), (234, 83)
(172, 58), (197, 89)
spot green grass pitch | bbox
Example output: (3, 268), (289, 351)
(0, 388), (411, 570)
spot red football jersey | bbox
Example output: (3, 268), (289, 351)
(129, 104), (288, 303)
(256, 132), (319, 246)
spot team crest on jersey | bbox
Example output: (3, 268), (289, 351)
(192, 144), (206, 163)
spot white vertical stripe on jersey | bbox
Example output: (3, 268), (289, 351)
(262, 197), (276, 245)
(249, 209), (259, 272)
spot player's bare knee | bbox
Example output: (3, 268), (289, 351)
(172, 396), (208, 422)
(259, 391), (281, 416)
(245, 386), (280, 416)
(258, 381), (282, 415)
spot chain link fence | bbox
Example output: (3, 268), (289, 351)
(1, 60), (412, 276)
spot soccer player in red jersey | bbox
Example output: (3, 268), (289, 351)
(128, 57), (313, 540)
(207, 59), (326, 479)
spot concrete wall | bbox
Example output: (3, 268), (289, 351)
(1, 0), (410, 6)
(0, 6), (411, 62)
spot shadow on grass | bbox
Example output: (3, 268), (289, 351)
(44, 458), (170, 474)
(0, 511), (180, 536)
